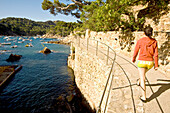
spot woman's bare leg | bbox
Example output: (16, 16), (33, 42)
(138, 68), (146, 100)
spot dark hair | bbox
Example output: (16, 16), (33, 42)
(144, 26), (153, 38)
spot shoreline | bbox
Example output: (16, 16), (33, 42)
(43, 40), (71, 46)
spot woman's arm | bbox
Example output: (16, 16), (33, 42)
(132, 40), (140, 63)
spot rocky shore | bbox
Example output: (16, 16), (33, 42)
(44, 40), (71, 46)
(42, 32), (74, 46)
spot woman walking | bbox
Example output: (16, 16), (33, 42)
(132, 26), (159, 102)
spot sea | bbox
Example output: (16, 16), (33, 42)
(0, 36), (90, 113)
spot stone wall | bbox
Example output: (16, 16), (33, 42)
(87, 29), (169, 75)
(68, 43), (113, 111)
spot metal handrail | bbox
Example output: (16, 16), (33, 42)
(89, 39), (116, 113)
(73, 37), (116, 113)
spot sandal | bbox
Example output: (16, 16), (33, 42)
(137, 79), (140, 86)
(139, 96), (147, 103)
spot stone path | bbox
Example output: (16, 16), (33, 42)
(106, 53), (170, 113)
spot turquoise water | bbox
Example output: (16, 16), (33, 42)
(0, 36), (76, 112)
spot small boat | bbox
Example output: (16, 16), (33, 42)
(1, 42), (11, 45)
(3, 36), (9, 39)
(11, 45), (18, 48)
(18, 41), (24, 43)
(29, 43), (33, 47)
(25, 44), (29, 47)
(25, 43), (33, 47)
(18, 37), (22, 40)
(6, 38), (15, 41)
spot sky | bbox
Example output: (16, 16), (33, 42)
(0, 0), (78, 22)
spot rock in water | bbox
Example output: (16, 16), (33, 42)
(6, 54), (22, 62)
(40, 47), (51, 54)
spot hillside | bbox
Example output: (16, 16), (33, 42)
(0, 17), (81, 37)
(0, 17), (56, 36)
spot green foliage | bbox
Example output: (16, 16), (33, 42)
(0, 17), (82, 37)
(0, 17), (55, 36)
(53, 21), (82, 37)
(42, 0), (88, 18)
(42, 0), (169, 32)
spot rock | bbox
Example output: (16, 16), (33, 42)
(6, 54), (22, 62)
(40, 47), (51, 54)
(66, 94), (75, 102)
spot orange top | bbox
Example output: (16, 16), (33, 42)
(132, 37), (158, 67)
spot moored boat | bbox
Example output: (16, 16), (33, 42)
(3, 36), (9, 39)
(25, 43), (33, 47)
(18, 41), (24, 43)
(6, 38), (15, 41)
(11, 45), (18, 48)
(1, 42), (11, 45)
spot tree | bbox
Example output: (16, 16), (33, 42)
(42, 0), (91, 18)
(81, 0), (169, 31)
(0, 17), (56, 36)
(42, 0), (169, 32)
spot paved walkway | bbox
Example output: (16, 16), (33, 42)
(106, 53), (170, 113)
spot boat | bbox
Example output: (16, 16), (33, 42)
(29, 43), (33, 47)
(0, 65), (22, 90)
(11, 45), (18, 48)
(18, 37), (22, 40)
(25, 43), (33, 47)
(6, 38), (15, 41)
(25, 44), (29, 47)
(3, 36), (9, 39)
(1, 42), (11, 45)
(18, 41), (24, 43)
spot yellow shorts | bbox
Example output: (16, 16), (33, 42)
(137, 60), (154, 69)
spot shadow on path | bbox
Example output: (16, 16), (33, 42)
(145, 79), (170, 113)
(147, 79), (170, 102)
(112, 84), (136, 90)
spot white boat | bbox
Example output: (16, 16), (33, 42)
(6, 38), (15, 41)
(11, 45), (18, 48)
(19, 37), (22, 40)
(3, 36), (9, 39)
(18, 41), (24, 43)
(33, 37), (37, 39)
(29, 43), (33, 47)
(1, 42), (11, 45)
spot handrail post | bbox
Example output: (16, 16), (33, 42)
(96, 106), (101, 113)
(87, 38), (89, 51)
(78, 37), (80, 47)
(106, 46), (109, 65)
(96, 41), (98, 56)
